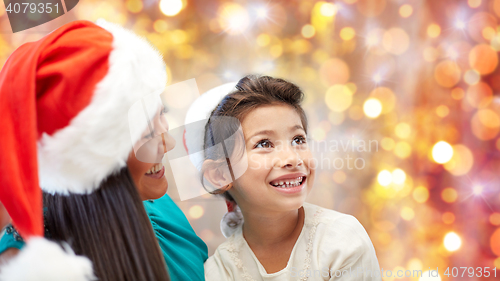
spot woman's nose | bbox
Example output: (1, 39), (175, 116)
(154, 114), (169, 134)
(160, 131), (176, 153)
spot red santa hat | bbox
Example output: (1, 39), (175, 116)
(0, 19), (166, 280)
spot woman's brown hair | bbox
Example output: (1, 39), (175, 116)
(43, 167), (170, 281)
(202, 75), (308, 202)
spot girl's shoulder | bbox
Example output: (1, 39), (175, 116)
(303, 202), (362, 226)
(204, 235), (240, 281)
(302, 202), (373, 252)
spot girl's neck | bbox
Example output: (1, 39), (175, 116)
(241, 206), (305, 248)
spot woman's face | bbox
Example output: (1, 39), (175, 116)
(127, 108), (175, 200)
(227, 104), (315, 214)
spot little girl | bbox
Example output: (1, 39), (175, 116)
(202, 75), (382, 281)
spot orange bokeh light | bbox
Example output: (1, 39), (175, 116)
(442, 212), (455, 224)
(471, 109), (500, 140)
(466, 82), (493, 108)
(490, 213), (500, 226)
(435, 60), (461, 88)
(469, 44), (499, 75)
(491, 228), (500, 256)
(399, 4), (413, 18)
(451, 87), (465, 100)
(320, 58), (350, 86)
(441, 188), (458, 203)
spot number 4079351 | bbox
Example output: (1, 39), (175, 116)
(6, 3), (59, 14)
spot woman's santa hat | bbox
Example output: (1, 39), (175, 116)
(0, 20), (166, 280)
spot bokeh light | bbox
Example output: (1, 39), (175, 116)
(363, 98), (382, 118)
(320, 58), (350, 86)
(395, 123), (411, 139)
(427, 24), (441, 38)
(301, 25), (315, 38)
(471, 109), (500, 140)
(442, 212), (455, 224)
(377, 170), (392, 186)
(413, 186), (429, 203)
(383, 28), (410, 55)
(444, 232), (462, 252)
(340, 27), (355, 41)
(189, 205), (204, 219)
(492, 228), (500, 256)
(218, 3), (250, 35)
(434, 60), (461, 88)
(432, 141), (454, 164)
(399, 4), (413, 18)
(443, 145), (474, 176)
(325, 84), (353, 112)
(392, 169), (406, 184)
(320, 2), (337, 17)
(441, 188), (458, 203)
(159, 0), (183, 17)
(394, 141), (412, 159)
(490, 213), (500, 225)
(469, 44), (498, 75)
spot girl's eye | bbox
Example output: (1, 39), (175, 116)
(292, 135), (307, 146)
(255, 139), (273, 149)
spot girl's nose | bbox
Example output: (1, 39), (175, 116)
(278, 145), (303, 168)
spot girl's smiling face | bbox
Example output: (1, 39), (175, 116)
(228, 104), (315, 213)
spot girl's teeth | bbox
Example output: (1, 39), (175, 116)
(270, 177), (304, 188)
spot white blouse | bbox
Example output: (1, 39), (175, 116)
(205, 203), (382, 281)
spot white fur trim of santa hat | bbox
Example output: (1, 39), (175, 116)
(184, 82), (237, 170)
(38, 19), (166, 195)
(0, 238), (95, 281)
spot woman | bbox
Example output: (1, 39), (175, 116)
(0, 20), (204, 281)
(200, 75), (382, 280)
(0, 22), (207, 280)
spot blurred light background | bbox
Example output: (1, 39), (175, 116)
(1, 0), (500, 280)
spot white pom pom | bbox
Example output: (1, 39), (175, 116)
(220, 205), (244, 238)
(0, 238), (95, 281)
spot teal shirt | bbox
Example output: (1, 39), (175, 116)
(0, 194), (208, 281)
(144, 194), (208, 281)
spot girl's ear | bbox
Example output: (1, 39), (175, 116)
(202, 159), (233, 190)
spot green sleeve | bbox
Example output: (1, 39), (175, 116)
(144, 194), (208, 281)
(0, 224), (25, 254)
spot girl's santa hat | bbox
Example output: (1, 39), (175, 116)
(183, 82), (244, 238)
(0, 20), (166, 280)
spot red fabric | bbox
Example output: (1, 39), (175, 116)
(0, 21), (113, 238)
(226, 200), (235, 213)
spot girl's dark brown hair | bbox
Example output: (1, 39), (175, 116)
(203, 75), (308, 202)
(43, 167), (170, 281)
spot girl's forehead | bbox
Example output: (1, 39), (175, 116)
(241, 105), (304, 134)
